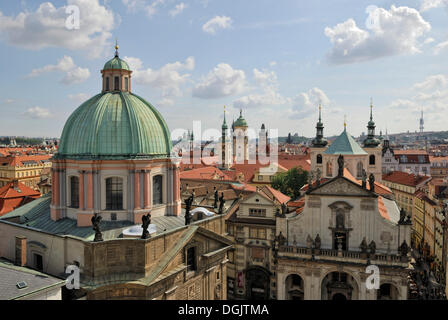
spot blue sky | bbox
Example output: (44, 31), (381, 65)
(1, 0), (448, 139)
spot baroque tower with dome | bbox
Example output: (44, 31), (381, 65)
(0, 46), (231, 300)
(51, 44), (181, 226)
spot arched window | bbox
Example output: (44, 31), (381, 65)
(369, 155), (375, 165)
(105, 77), (110, 91)
(357, 162), (363, 178)
(114, 76), (119, 91)
(326, 162), (333, 177)
(317, 154), (322, 164)
(70, 176), (79, 208)
(106, 177), (123, 210)
(153, 175), (163, 205)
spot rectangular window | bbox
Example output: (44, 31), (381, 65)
(70, 176), (79, 208)
(250, 228), (257, 238)
(249, 208), (266, 217)
(258, 228), (266, 239)
(187, 247), (196, 272)
(106, 177), (123, 210)
(125, 77), (129, 91)
(153, 175), (163, 205)
(105, 77), (110, 91)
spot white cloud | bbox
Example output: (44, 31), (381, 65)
(434, 40), (448, 55)
(253, 68), (277, 86)
(389, 74), (448, 123)
(324, 5), (431, 64)
(233, 87), (287, 109)
(0, 0), (116, 58)
(27, 56), (90, 84)
(122, 0), (165, 18)
(170, 3), (187, 17)
(290, 88), (330, 119)
(22, 106), (53, 119)
(192, 63), (246, 99)
(413, 74), (448, 91)
(269, 61), (277, 67)
(124, 55), (194, 97)
(3, 99), (15, 104)
(420, 0), (448, 11)
(202, 16), (232, 35)
(157, 98), (175, 107)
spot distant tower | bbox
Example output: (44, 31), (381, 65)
(420, 110), (424, 134)
(220, 106), (232, 169)
(233, 109), (249, 162)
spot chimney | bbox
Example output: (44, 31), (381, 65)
(15, 236), (27, 267)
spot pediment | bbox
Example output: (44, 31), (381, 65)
(307, 177), (376, 197)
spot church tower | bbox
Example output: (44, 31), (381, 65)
(310, 104), (328, 175)
(220, 107), (232, 169)
(233, 109), (249, 162)
(362, 100), (382, 182)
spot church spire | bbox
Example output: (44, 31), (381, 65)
(363, 98), (380, 147)
(115, 39), (119, 57)
(311, 104), (328, 147)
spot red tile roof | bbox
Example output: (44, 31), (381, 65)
(260, 186), (290, 204)
(180, 166), (233, 181)
(0, 154), (52, 167)
(382, 171), (431, 187)
(0, 181), (40, 215)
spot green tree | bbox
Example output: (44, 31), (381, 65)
(271, 167), (308, 199)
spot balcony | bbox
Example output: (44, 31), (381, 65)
(278, 245), (409, 267)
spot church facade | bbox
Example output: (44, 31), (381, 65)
(274, 156), (412, 300)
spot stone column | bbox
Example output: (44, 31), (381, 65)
(79, 171), (85, 211)
(134, 170), (141, 210)
(143, 170), (151, 209)
(53, 169), (60, 206)
(51, 168), (56, 205)
(173, 162), (181, 216)
(86, 171), (94, 211)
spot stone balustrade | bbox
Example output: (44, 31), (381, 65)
(278, 245), (408, 267)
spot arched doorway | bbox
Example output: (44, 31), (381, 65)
(377, 283), (400, 300)
(332, 293), (347, 301)
(285, 274), (304, 300)
(245, 266), (271, 300)
(321, 271), (359, 300)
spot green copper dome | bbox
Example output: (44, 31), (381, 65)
(234, 110), (248, 127)
(103, 56), (130, 71)
(57, 92), (173, 160)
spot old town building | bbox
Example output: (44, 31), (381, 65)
(225, 186), (290, 299)
(382, 171), (431, 217)
(0, 155), (52, 190)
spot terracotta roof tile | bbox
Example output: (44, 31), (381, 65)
(382, 171), (430, 187)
